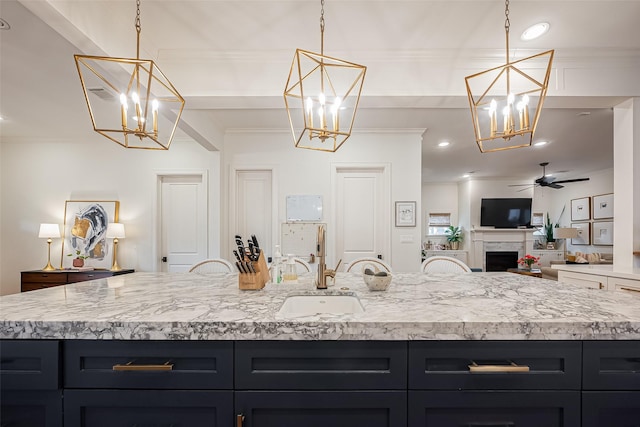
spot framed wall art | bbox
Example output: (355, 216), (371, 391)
(61, 200), (119, 269)
(395, 201), (416, 227)
(592, 193), (613, 219)
(571, 222), (590, 245)
(592, 221), (613, 246)
(570, 197), (590, 221)
(531, 212), (544, 227)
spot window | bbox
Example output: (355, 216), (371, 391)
(427, 212), (451, 236)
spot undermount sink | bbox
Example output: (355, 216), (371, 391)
(277, 294), (365, 316)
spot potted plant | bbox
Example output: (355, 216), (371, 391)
(67, 250), (89, 267)
(445, 226), (463, 250)
(543, 213), (558, 249)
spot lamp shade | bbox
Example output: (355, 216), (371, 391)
(106, 223), (126, 239)
(553, 227), (579, 239)
(38, 223), (60, 239)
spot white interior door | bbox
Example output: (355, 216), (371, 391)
(235, 170), (272, 260)
(160, 174), (207, 272)
(333, 165), (390, 270)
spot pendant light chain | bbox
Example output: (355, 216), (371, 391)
(135, 0), (142, 59)
(320, 0), (325, 56)
(504, 0), (510, 63)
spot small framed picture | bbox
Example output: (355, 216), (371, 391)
(571, 222), (590, 245)
(592, 221), (613, 246)
(571, 197), (591, 221)
(395, 201), (416, 227)
(592, 193), (613, 219)
(531, 212), (544, 227)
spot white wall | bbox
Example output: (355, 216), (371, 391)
(223, 130), (423, 272)
(0, 138), (221, 295)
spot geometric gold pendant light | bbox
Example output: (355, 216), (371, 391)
(74, 0), (184, 150)
(465, 0), (554, 153)
(284, 0), (367, 152)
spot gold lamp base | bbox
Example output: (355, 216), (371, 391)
(42, 239), (56, 271)
(110, 239), (122, 271)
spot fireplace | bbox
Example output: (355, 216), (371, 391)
(486, 251), (518, 272)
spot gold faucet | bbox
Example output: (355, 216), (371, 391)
(316, 225), (339, 289)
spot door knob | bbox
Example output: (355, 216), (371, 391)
(161, 256), (167, 262)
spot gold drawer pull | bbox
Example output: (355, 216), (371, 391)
(237, 414), (245, 427)
(112, 361), (173, 371)
(469, 360), (530, 372)
(620, 287), (640, 294)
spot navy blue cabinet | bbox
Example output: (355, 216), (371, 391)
(62, 340), (234, 427)
(408, 341), (582, 427)
(582, 341), (640, 426)
(235, 341), (407, 426)
(0, 340), (62, 427)
(3, 338), (640, 426)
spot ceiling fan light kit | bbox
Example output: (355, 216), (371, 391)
(74, 0), (185, 150)
(465, 0), (554, 153)
(284, 0), (367, 152)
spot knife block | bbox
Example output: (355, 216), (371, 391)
(238, 250), (269, 290)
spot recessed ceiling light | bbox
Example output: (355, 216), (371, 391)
(534, 140), (548, 146)
(462, 174), (470, 178)
(521, 22), (549, 41)
(438, 141), (450, 147)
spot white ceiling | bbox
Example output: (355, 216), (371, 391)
(1, 0), (639, 183)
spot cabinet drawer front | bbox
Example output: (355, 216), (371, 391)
(21, 272), (67, 284)
(64, 340), (233, 389)
(68, 272), (112, 283)
(559, 272), (607, 290)
(64, 389), (232, 427)
(0, 390), (62, 427)
(408, 341), (581, 390)
(582, 392), (640, 427)
(0, 340), (60, 390)
(236, 391), (406, 427)
(583, 341), (640, 390)
(409, 390), (580, 427)
(236, 341), (407, 390)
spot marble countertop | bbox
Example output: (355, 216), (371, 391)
(1, 271), (639, 341)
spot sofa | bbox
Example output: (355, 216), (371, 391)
(540, 252), (614, 281)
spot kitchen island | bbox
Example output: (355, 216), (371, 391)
(1, 272), (639, 426)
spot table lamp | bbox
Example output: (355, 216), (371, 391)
(553, 227), (579, 261)
(106, 223), (125, 271)
(39, 223), (60, 271)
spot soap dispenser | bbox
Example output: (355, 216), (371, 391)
(283, 255), (298, 281)
(272, 245), (282, 284)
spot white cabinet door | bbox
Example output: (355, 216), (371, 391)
(558, 271), (607, 290)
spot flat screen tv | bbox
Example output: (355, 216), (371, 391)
(481, 198), (532, 228)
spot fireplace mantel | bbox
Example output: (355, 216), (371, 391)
(469, 228), (537, 270)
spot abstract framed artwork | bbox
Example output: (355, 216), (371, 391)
(592, 193), (613, 220)
(61, 200), (119, 269)
(570, 197), (590, 221)
(592, 221), (614, 246)
(571, 222), (590, 246)
(395, 201), (416, 227)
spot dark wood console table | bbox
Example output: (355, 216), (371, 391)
(21, 269), (135, 292)
(506, 268), (543, 278)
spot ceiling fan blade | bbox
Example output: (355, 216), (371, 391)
(516, 186), (535, 192)
(553, 178), (590, 184)
(548, 183), (564, 189)
(508, 184), (536, 187)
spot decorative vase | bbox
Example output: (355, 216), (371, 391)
(450, 241), (460, 250)
(73, 258), (84, 268)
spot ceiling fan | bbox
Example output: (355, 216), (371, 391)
(510, 162), (590, 191)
